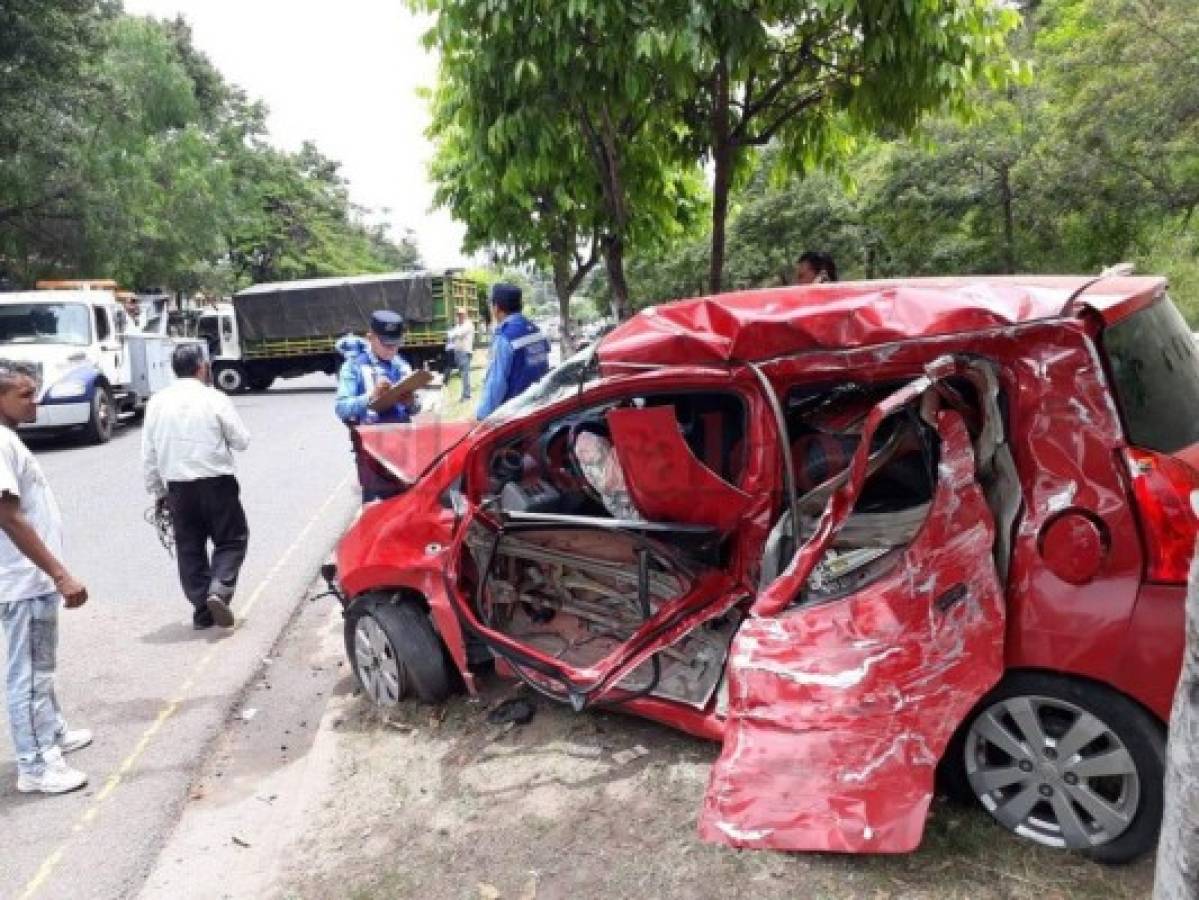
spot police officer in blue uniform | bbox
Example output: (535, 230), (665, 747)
(476, 283), (550, 420)
(334, 310), (419, 501)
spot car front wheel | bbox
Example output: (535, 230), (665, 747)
(960, 671), (1164, 864)
(344, 595), (452, 706)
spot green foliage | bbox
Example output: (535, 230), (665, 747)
(416, 0), (709, 320)
(674, 0), (1022, 290)
(626, 0), (1199, 322)
(0, 5), (418, 291)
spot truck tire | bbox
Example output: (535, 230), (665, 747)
(214, 364), (247, 394)
(81, 386), (115, 444)
(248, 372), (275, 392)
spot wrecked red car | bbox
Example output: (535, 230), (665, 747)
(333, 276), (1196, 863)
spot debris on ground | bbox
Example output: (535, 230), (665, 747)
(485, 697), (537, 726)
(611, 744), (649, 766)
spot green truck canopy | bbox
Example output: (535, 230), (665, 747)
(233, 272), (436, 342)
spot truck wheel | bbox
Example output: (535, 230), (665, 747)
(81, 386), (114, 444)
(214, 364), (247, 394)
(248, 373), (275, 392)
(344, 594), (453, 706)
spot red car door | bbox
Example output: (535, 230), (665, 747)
(700, 369), (1008, 853)
(444, 377), (775, 712)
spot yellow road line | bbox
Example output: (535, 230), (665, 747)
(19, 473), (351, 900)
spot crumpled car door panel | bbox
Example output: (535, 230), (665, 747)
(606, 404), (752, 532)
(699, 406), (1006, 853)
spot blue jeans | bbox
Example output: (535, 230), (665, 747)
(453, 350), (472, 400)
(1, 594), (68, 776)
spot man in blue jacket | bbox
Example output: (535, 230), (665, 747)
(334, 310), (418, 501)
(476, 283), (550, 420)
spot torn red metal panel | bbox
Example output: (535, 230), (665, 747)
(700, 410), (1006, 852)
(598, 276), (1165, 369)
(356, 420), (474, 486)
(606, 405), (752, 532)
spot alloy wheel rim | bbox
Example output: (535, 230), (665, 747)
(965, 694), (1139, 849)
(354, 615), (405, 706)
(217, 369), (241, 391)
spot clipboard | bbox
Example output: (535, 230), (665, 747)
(368, 368), (434, 412)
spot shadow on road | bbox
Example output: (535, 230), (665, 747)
(138, 620), (239, 646)
(23, 422), (143, 455)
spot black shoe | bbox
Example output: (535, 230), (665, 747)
(193, 609), (215, 630)
(206, 594), (235, 628)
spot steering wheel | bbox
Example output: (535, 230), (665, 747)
(536, 423), (583, 494)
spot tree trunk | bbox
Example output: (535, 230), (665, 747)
(708, 56), (732, 295)
(998, 163), (1016, 274)
(551, 253), (577, 355)
(603, 234), (630, 322)
(1154, 552), (1199, 899)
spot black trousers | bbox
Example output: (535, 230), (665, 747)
(167, 475), (249, 611)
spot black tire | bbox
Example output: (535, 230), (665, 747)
(81, 386), (114, 444)
(214, 363), (247, 394)
(944, 671), (1164, 864)
(343, 594), (453, 705)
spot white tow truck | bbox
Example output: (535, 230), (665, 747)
(0, 286), (190, 443)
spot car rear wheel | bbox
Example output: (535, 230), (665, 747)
(958, 671), (1164, 863)
(344, 595), (452, 706)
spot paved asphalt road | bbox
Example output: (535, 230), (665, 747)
(0, 374), (360, 900)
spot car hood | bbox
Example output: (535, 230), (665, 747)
(356, 421), (475, 487)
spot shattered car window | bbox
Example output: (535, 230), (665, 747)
(1101, 297), (1199, 453)
(485, 347), (601, 425)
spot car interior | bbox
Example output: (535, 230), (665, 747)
(460, 363), (1017, 709)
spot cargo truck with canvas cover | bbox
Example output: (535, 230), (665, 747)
(200, 271), (486, 393)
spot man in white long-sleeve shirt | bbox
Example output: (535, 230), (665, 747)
(142, 344), (250, 629)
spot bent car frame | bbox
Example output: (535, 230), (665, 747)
(332, 275), (1195, 863)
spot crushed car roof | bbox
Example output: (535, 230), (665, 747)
(597, 275), (1167, 367)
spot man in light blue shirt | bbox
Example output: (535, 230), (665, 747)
(335, 310), (419, 501)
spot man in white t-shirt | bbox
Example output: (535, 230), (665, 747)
(444, 308), (476, 402)
(0, 360), (92, 795)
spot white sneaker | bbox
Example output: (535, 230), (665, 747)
(58, 728), (93, 754)
(17, 748), (88, 795)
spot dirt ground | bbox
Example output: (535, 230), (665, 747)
(277, 673), (1155, 900)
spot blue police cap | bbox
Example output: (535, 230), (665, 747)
(369, 309), (406, 346)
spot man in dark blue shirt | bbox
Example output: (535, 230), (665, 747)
(476, 284), (550, 419)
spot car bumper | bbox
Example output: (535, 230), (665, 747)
(19, 401), (90, 430)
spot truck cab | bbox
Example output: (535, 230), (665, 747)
(0, 289), (186, 443)
(195, 303), (255, 392)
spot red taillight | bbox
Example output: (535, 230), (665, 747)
(1124, 447), (1199, 584)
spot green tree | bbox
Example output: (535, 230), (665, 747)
(414, 0), (706, 320)
(0, 0), (114, 281)
(674, 0), (1021, 291)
